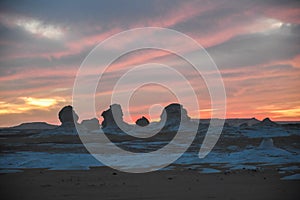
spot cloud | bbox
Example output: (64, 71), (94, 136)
(206, 24), (300, 69)
(14, 17), (64, 39)
(0, 14), (66, 55)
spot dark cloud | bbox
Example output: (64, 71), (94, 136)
(207, 24), (300, 69)
(0, 0), (179, 29)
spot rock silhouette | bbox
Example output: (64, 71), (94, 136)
(58, 105), (79, 126)
(32, 105), (80, 137)
(101, 104), (128, 130)
(135, 116), (150, 127)
(160, 103), (190, 129)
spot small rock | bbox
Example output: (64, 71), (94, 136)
(135, 116), (150, 127)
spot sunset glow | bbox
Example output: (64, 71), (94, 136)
(20, 97), (60, 107)
(0, 0), (299, 127)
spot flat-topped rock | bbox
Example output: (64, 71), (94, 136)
(81, 118), (100, 131)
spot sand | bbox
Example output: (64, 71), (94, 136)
(1, 167), (299, 200)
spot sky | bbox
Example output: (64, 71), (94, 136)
(0, 0), (300, 127)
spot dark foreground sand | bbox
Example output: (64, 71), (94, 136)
(1, 167), (299, 200)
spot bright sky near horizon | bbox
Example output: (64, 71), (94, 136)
(0, 0), (300, 127)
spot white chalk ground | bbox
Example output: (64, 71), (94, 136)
(240, 126), (299, 138)
(200, 168), (221, 174)
(0, 152), (101, 171)
(280, 174), (300, 180)
(1, 138), (299, 175)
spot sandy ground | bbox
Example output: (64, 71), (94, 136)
(1, 167), (299, 200)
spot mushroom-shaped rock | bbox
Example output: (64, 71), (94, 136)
(101, 104), (125, 129)
(81, 118), (100, 131)
(135, 116), (150, 127)
(58, 105), (79, 126)
(160, 103), (190, 128)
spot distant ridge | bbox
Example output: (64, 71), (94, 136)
(254, 118), (279, 127)
(11, 122), (58, 130)
(276, 121), (300, 125)
(197, 118), (260, 127)
(5, 118), (294, 130)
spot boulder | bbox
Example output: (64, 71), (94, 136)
(135, 116), (150, 127)
(160, 103), (190, 129)
(58, 105), (79, 126)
